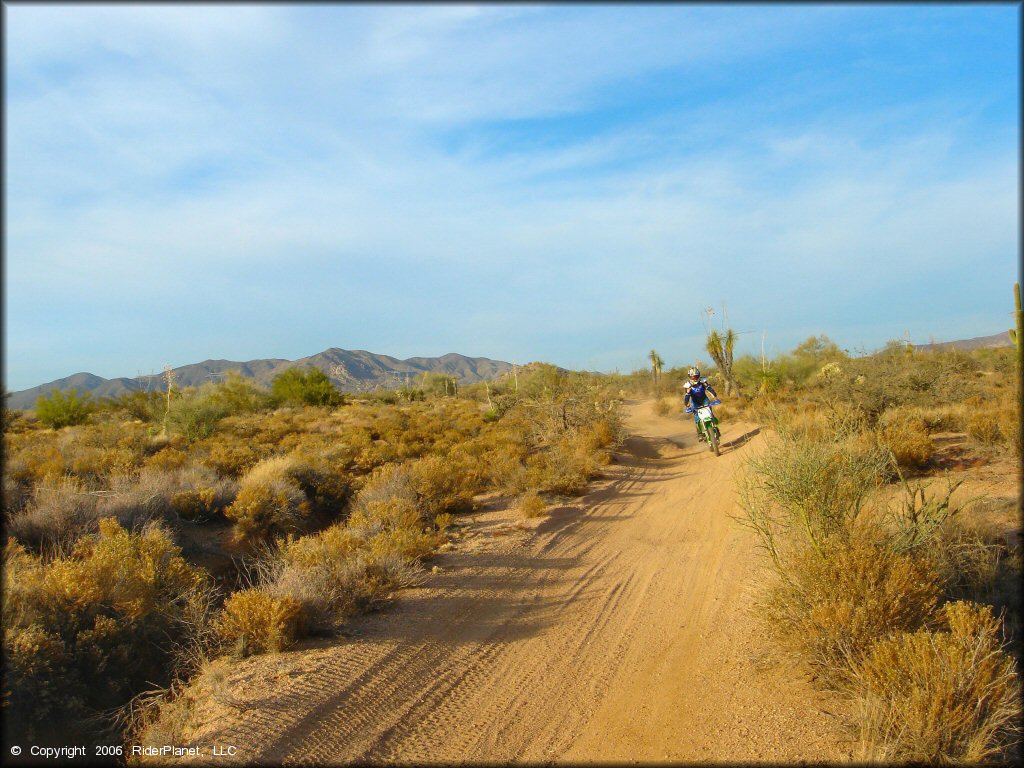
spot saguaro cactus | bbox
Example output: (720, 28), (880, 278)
(1014, 282), (1023, 515)
(1011, 282), (1022, 360)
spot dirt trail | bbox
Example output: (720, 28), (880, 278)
(187, 400), (852, 764)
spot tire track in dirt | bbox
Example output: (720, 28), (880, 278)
(181, 400), (852, 764)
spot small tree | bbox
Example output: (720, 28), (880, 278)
(35, 388), (94, 428)
(271, 368), (343, 407)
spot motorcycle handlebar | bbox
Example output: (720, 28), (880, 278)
(685, 400), (722, 414)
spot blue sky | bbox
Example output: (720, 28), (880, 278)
(4, 4), (1019, 391)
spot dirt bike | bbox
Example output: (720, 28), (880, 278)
(685, 399), (722, 456)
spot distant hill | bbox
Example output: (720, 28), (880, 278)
(913, 331), (1013, 352)
(6, 349), (514, 410)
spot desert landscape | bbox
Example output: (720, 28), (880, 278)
(3, 332), (1020, 764)
(5, 4), (1018, 765)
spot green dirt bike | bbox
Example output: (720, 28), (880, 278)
(685, 399), (722, 456)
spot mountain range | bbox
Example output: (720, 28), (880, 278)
(912, 331), (1013, 352)
(6, 349), (514, 410)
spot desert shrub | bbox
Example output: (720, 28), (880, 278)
(170, 487), (219, 522)
(4, 439), (67, 487)
(225, 457), (310, 543)
(270, 368), (343, 408)
(876, 409), (932, 468)
(850, 601), (1021, 763)
(113, 390), (165, 422)
(774, 406), (831, 442)
(483, 442), (530, 494)
(965, 397), (1020, 455)
(266, 524), (424, 630)
(517, 490), (547, 519)
(207, 371), (270, 415)
(144, 446), (190, 472)
(35, 388), (94, 429)
(283, 449), (352, 519)
(879, 468), (965, 551)
(526, 436), (595, 495)
(99, 467), (236, 530)
(966, 410), (1000, 444)
(2, 473), (28, 517)
(921, 514), (1007, 604)
(166, 393), (229, 444)
(738, 431), (890, 564)
(4, 623), (70, 739)
(580, 421), (618, 464)
(350, 463), (418, 517)
(6, 466), (229, 552)
(653, 398), (670, 416)
(68, 445), (141, 483)
(915, 403), (967, 433)
(199, 441), (260, 478)
(2, 520), (209, 744)
(8, 476), (100, 553)
(406, 454), (475, 518)
(242, 486), (431, 636)
(215, 589), (302, 658)
(762, 533), (941, 687)
(347, 464), (439, 558)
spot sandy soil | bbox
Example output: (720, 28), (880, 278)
(176, 399), (855, 764)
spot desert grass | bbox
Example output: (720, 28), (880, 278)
(760, 531), (941, 687)
(876, 408), (933, 469)
(849, 601), (1021, 762)
(739, 409), (1020, 762)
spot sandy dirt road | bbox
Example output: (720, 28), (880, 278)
(186, 400), (852, 764)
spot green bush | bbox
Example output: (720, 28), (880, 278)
(208, 371), (269, 415)
(112, 390), (165, 422)
(271, 368), (343, 407)
(34, 389), (94, 429)
(738, 430), (889, 563)
(166, 393), (229, 443)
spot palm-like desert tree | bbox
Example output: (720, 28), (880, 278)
(705, 330), (741, 397)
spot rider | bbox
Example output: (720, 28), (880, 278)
(683, 367), (718, 441)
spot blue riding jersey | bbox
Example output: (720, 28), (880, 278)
(684, 378), (716, 408)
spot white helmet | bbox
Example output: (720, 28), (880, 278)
(687, 367), (701, 383)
